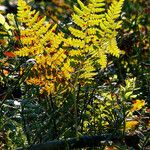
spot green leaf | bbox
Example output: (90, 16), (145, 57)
(125, 91), (133, 99)
(0, 14), (5, 25)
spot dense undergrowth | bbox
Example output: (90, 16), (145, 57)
(0, 0), (149, 149)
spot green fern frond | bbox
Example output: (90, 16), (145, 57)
(66, 0), (124, 82)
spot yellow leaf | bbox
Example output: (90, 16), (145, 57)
(131, 100), (145, 111)
(125, 120), (139, 131)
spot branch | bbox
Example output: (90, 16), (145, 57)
(17, 133), (121, 150)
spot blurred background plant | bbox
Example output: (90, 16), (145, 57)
(0, 0), (149, 149)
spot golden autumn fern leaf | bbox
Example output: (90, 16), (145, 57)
(14, 0), (74, 94)
(65, 0), (124, 82)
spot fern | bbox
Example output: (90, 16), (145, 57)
(1, 0), (124, 93)
(65, 0), (124, 83)
(14, 0), (74, 94)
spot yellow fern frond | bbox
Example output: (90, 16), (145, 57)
(13, 0), (124, 92)
(32, 16), (47, 30)
(13, 0), (74, 94)
(61, 60), (74, 79)
(88, 0), (105, 13)
(27, 11), (39, 27)
(90, 7), (105, 13)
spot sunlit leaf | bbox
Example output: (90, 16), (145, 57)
(0, 14), (5, 25)
(131, 99), (145, 111)
(125, 120), (139, 131)
(3, 51), (15, 58)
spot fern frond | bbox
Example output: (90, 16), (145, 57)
(12, 0), (124, 92)
(65, 0), (124, 83)
(98, 0), (124, 57)
(69, 50), (81, 56)
(90, 7), (105, 13)
(104, 0), (124, 29)
(61, 59), (74, 80)
(27, 11), (39, 27)
(14, 0), (74, 94)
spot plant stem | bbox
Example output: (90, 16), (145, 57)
(73, 64), (82, 138)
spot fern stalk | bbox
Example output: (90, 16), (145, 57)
(72, 63), (83, 138)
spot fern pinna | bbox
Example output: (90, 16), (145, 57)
(65, 0), (124, 82)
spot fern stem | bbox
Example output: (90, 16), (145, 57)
(73, 63), (82, 138)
